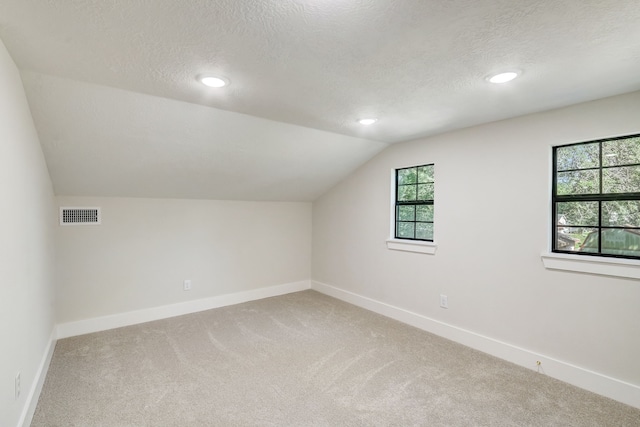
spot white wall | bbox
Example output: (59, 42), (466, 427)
(0, 40), (56, 427)
(312, 91), (640, 404)
(55, 196), (311, 324)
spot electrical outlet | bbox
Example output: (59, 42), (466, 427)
(439, 294), (448, 309)
(183, 280), (192, 291)
(15, 372), (20, 400)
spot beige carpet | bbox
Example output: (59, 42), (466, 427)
(32, 290), (639, 426)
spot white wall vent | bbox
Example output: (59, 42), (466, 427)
(60, 207), (101, 226)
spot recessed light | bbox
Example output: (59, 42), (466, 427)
(198, 75), (229, 88)
(358, 118), (377, 125)
(488, 71), (519, 84)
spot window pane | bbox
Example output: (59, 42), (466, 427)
(398, 168), (417, 185)
(572, 229), (599, 253)
(600, 228), (640, 256)
(397, 205), (415, 221)
(397, 222), (415, 238)
(603, 137), (640, 167)
(556, 201), (598, 227)
(417, 183), (434, 201)
(603, 200), (640, 227)
(553, 136), (640, 259)
(556, 170), (599, 195)
(398, 184), (417, 201)
(556, 143), (599, 171)
(558, 227), (598, 252)
(416, 205), (434, 222)
(556, 229), (581, 252)
(416, 223), (433, 240)
(417, 165), (434, 183)
(602, 165), (640, 194)
(395, 163), (434, 241)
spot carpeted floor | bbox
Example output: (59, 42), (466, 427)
(32, 290), (640, 426)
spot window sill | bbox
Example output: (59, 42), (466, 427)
(386, 239), (437, 254)
(541, 252), (640, 280)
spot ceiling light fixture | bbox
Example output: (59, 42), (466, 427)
(488, 71), (519, 84)
(358, 118), (377, 125)
(198, 74), (229, 88)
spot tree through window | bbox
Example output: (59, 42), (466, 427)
(395, 164), (434, 241)
(552, 134), (640, 259)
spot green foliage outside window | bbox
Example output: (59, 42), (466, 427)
(553, 134), (640, 258)
(395, 164), (434, 241)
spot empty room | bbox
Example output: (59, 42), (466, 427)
(2, 1), (640, 426)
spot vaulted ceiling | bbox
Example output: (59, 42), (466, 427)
(1, 0), (639, 201)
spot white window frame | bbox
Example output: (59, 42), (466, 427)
(386, 166), (437, 255)
(541, 137), (640, 279)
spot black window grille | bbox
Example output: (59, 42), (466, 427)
(395, 164), (434, 241)
(552, 133), (640, 259)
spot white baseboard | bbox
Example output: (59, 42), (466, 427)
(18, 329), (56, 427)
(57, 280), (311, 339)
(311, 280), (640, 410)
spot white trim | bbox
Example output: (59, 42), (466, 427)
(389, 169), (396, 239)
(56, 280), (311, 339)
(386, 239), (437, 254)
(541, 252), (640, 279)
(546, 135), (640, 280)
(311, 280), (640, 409)
(18, 329), (56, 427)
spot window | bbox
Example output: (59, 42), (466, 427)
(552, 133), (640, 259)
(395, 164), (434, 241)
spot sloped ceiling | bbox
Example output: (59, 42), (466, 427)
(21, 71), (386, 201)
(1, 0), (640, 201)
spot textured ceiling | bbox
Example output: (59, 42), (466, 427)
(1, 0), (640, 200)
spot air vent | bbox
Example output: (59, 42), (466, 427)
(60, 207), (101, 226)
